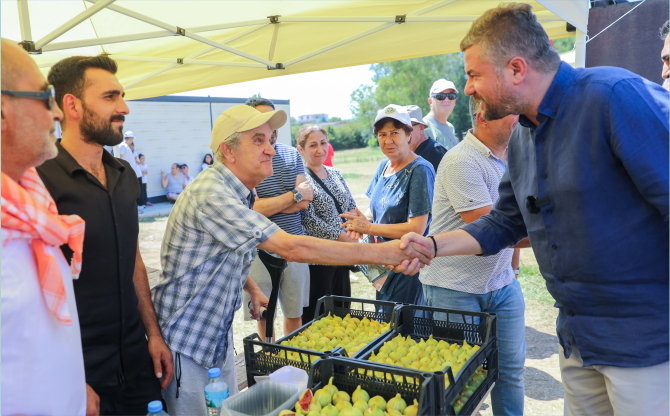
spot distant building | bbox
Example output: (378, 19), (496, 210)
(298, 113), (329, 123)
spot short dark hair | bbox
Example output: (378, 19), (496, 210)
(245, 97), (275, 110)
(138, 153), (144, 159)
(460, 3), (561, 74)
(373, 117), (413, 136)
(661, 20), (669, 40)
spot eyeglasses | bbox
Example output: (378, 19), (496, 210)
(1, 85), (56, 110)
(431, 92), (458, 101)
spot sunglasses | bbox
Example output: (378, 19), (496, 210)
(431, 92), (458, 101)
(1, 85), (56, 110)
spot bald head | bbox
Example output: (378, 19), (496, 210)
(1, 38), (63, 181)
(1, 39), (38, 90)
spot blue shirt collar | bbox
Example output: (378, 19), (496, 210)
(518, 61), (577, 129)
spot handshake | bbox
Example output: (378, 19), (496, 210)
(377, 232), (438, 276)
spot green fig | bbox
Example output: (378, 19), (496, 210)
(322, 377), (339, 397)
(313, 389), (332, 408)
(296, 401), (308, 415)
(403, 399), (418, 416)
(368, 396), (387, 411)
(364, 407), (385, 416)
(353, 399), (369, 413)
(351, 385), (370, 403)
(385, 410), (402, 416)
(333, 390), (351, 405)
(335, 400), (352, 412)
(320, 404), (339, 416)
(307, 412), (320, 416)
(387, 394), (407, 413)
(341, 408), (364, 416)
(279, 411), (297, 416)
(309, 402), (322, 413)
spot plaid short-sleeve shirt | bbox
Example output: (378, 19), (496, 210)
(152, 161), (280, 368)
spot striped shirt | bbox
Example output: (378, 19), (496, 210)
(255, 142), (304, 235)
(153, 161), (281, 368)
(420, 131), (514, 294)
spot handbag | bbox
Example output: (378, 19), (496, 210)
(305, 167), (361, 273)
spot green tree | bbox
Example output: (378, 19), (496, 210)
(350, 52), (471, 146)
(553, 36), (575, 54)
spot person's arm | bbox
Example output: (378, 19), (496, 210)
(132, 240), (173, 390)
(86, 383), (100, 416)
(244, 276), (268, 321)
(460, 207), (530, 248)
(511, 248), (521, 277)
(257, 229), (432, 267)
(160, 171), (168, 188)
(341, 208), (430, 240)
(301, 197), (345, 241)
(279, 174), (314, 213)
(253, 190), (297, 217)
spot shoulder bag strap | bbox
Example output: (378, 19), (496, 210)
(305, 167), (346, 223)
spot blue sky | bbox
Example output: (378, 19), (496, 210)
(174, 64), (374, 120)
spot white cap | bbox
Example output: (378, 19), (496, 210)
(429, 79), (458, 95)
(405, 105), (428, 126)
(124, 131), (134, 138)
(374, 104), (412, 127)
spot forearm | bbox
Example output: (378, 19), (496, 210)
(267, 235), (383, 265)
(367, 220), (425, 240)
(281, 200), (309, 213)
(243, 276), (262, 294)
(132, 245), (162, 338)
(512, 237), (531, 249)
(254, 192), (296, 217)
(434, 229), (483, 257)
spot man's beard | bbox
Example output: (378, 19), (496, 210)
(478, 81), (526, 122)
(80, 103), (125, 146)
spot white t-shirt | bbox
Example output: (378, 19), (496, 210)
(119, 142), (142, 178)
(1, 232), (87, 415)
(140, 162), (148, 184)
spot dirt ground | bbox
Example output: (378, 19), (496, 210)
(140, 217), (564, 415)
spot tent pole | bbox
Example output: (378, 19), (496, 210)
(124, 63), (180, 89)
(574, 28), (587, 68)
(187, 19), (270, 33)
(280, 15), (562, 23)
(184, 31), (276, 67)
(182, 59), (266, 68)
(17, 0), (32, 41)
(86, 1), (178, 33)
(43, 30), (172, 52)
(34, 0), (116, 50)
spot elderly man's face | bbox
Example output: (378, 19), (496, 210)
(662, 35), (669, 86)
(236, 122), (276, 183)
(428, 88), (457, 119)
(254, 104), (278, 145)
(1, 44), (64, 172)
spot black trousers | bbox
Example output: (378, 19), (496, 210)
(138, 177), (147, 206)
(303, 265), (351, 322)
(93, 358), (163, 416)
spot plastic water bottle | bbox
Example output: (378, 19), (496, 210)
(146, 400), (169, 416)
(204, 367), (229, 416)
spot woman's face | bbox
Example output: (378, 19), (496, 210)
(377, 120), (410, 160)
(139, 155), (145, 164)
(205, 154), (213, 164)
(300, 131), (329, 166)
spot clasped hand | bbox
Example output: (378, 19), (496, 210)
(340, 207), (370, 240)
(384, 232), (436, 275)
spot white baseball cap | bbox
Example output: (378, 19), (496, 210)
(210, 105), (287, 153)
(405, 105), (428, 126)
(429, 79), (459, 95)
(374, 104), (412, 127)
(124, 131), (134, 138)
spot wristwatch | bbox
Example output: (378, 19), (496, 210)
(514, 268), (520, 276)
(291, 188), (302, 203)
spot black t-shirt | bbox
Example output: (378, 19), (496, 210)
(37, 141), (151, 387)
(415, 138), (447, 172)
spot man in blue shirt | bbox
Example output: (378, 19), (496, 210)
(397, 4), (669, 415)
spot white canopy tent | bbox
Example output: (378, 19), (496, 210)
(1, 1), (588, 100)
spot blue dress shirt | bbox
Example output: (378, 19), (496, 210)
(463, 62), (669, 368)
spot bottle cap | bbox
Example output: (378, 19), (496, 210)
(148, 400), (163, 413)
(208, 367), (222, 378)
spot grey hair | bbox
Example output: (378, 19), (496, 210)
(245, 97), (275, 110)
(469, 96), (483, 130)
(460, 3), (561, 74)
(215, 131), (241, 162)
(661, 20), (669, 40)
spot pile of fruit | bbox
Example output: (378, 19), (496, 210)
(279, 378), (418, 416)
(365, 334), (481, 386)
(450, 368), (488, 414)
(277, 313), (391, 357)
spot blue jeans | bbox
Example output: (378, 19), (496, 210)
(423, 279), (526, 416)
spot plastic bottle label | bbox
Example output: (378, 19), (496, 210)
(205, 389), (229, 408)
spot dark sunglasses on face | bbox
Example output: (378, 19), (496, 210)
(1, 85), (56, 110)
(431, 92), (458, 101)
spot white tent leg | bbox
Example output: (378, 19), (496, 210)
(17, 0), (32, 41)
(34, 0), (115, 50)
(574, 28), (587, 68)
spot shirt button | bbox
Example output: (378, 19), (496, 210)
(538, 137), (545, 143)
(253, 229), (263, 239)
(541, 174), (547, 179)
(551, 244), (557, 249)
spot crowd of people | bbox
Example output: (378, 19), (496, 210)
(1, 4), (669, 416)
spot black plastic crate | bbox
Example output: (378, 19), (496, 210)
(446, 347), (498, 415)
(357, 304), (497, 414)
(243, 296), (399, 386)
(309, 355), (438, 415)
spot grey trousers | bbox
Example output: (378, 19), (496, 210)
(163, 330), (239, 415)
